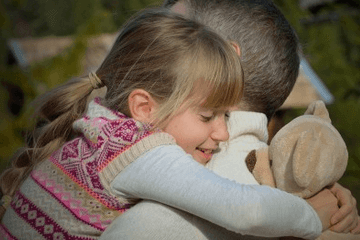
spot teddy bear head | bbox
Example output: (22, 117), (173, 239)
(269, 101), (348, 199)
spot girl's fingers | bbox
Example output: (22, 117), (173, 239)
(331, 207), (359, 233)
(329, 183), (357, 225)
(327, 183), (360, 234)
(330, 203), (353, 226)
(330, 215), (352, 233)
(350, 217), (360, 234)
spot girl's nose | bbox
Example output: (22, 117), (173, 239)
(211, 116), (229, 142)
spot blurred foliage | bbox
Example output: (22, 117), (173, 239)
(0, 0), (359, 204)
(274, 0), (360, 204)
(101, 0), (161, 27)
(0, 0), (162, 171)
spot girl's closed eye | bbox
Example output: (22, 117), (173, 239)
(200, 110), (231, 122)
(199, 111), (214, 122)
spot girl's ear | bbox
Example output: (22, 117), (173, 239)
(128, 89), (157, 123)
(230, 41), (241, 57)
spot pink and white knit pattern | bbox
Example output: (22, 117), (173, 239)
(0, 98), (175, 239)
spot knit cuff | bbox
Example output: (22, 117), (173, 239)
(228, 111), (268, 142)
(100, 132), (176, 192)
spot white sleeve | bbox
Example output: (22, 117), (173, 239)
(111, 145), (322, 239)
(100, 200), (253, 240)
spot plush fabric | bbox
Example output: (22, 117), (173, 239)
(245, 101), (354, 240)
(0, 98), (175, 240)
(270, 101), (348, 198)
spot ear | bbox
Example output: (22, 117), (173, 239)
(254, 148), (276, 187)
(246, 148), (276, 187)
(246, 150), (257, 173)
(128, 89), (157, 123)
(170, 2), (188, 16)
(230, 41), (241, 57)
(304, 101), (331, 123)
(292, 129), (320, 188)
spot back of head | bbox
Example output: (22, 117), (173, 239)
(164, 0), (300, 120)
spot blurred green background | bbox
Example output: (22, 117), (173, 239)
(0, 0), (359, 210)
(273, 0), (360, 210)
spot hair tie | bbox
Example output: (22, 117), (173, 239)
(0, 195), (12, 209)
(89, 72), (105, 89)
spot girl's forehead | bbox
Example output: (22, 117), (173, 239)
(184, 91), (239, 111)
(189, 77), (242, 110)
(194, 104), (237, 113)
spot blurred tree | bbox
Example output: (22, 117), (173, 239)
(0, 0), (162, 172)
(3, 0), (116, 37)
(274, 0), (360, 207)
(101, 0), (161, 27)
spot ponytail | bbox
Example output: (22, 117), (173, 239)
(0, 74), (103, 219)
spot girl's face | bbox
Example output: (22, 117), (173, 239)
(163, 105), (232, 165)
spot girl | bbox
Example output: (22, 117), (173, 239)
(0, 9), (332, 240)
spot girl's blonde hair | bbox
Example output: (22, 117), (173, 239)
(99, 8), (243, 126)
(0, 8), (243, 218)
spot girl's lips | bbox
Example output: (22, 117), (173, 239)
(196, 147), (214, 162)
(196, 147), (213, 154)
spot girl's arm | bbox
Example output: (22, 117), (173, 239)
(111, 145), (323, 239)
(100, 200), (260, 240)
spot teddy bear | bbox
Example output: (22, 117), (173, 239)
(245, 100), (359, 240)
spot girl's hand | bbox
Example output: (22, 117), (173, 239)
(306, 189), (339, 231)
(328, 183), (360, 234)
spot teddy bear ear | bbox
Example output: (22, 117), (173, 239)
(292, 129), (321, 188)
(245, 150), (257, 173)
(304, 101), (331, 123)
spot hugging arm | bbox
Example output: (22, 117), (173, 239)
(100, 200), (264, 240)
(110, 145), (323, 239)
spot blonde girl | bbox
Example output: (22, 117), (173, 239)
(1, 9), (329, 240)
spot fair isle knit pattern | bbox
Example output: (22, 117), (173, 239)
(0, 98), (175, 240)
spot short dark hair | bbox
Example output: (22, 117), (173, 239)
(163, 0), (179, 7)
(164, 0), (300, 120)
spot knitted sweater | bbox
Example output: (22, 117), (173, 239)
(0, 98), (175, 240)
